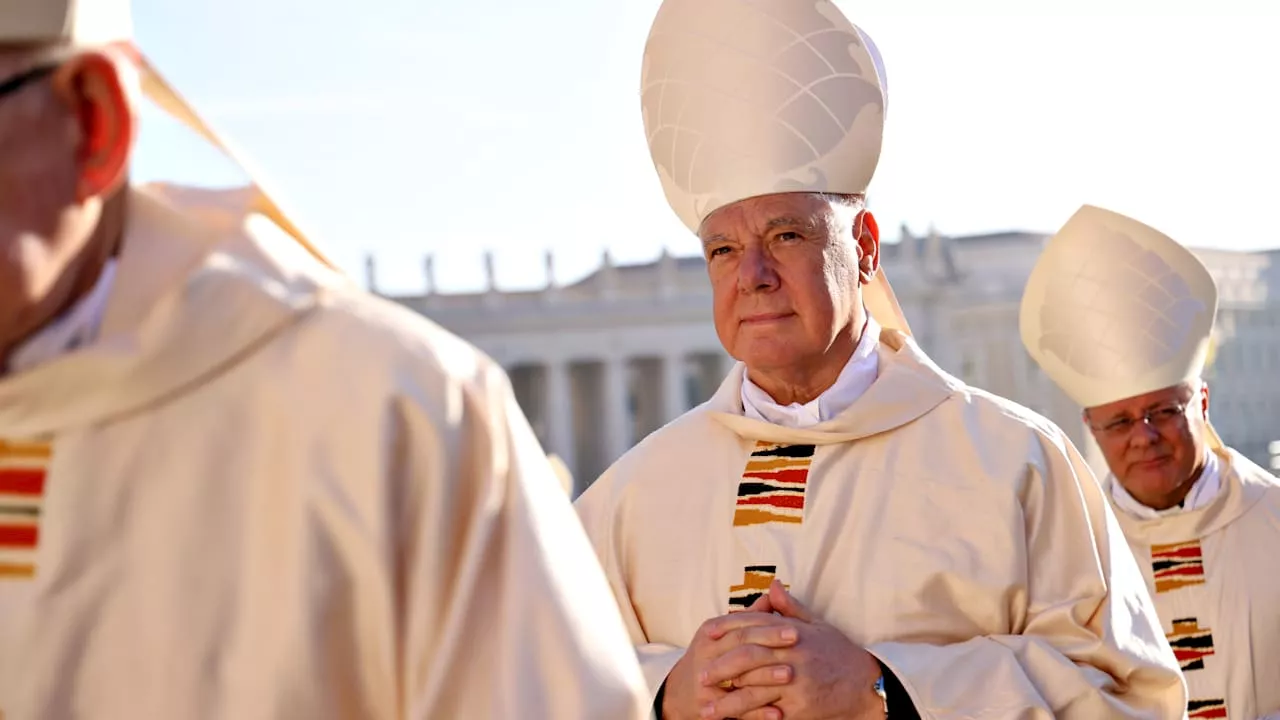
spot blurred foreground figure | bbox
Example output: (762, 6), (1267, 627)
(0, 2), (649, 717)
(574, 1), (1186, 719)
(1023, 205), (1280, 720)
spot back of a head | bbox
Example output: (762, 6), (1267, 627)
(0, 0), (336, 271)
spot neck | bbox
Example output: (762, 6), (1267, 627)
(746, 315), (865, 406)
(1179, 450), (1211, 501)
(0, 195), (126, 372)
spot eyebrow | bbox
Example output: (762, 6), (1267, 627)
(765, 216), (811, 231)
(700, 216), (815, 247)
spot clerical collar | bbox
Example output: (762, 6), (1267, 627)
(6, 259), (118, 375)
(1110, 449), (1222, 521)
(740, 314), (880, 429)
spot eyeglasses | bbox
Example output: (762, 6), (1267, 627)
(0, 64), (57, 103)
(1090, 403), (1189, 440)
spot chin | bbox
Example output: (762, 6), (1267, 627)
(738, 349), (801, 374)
(1125, 470), (1182, 504)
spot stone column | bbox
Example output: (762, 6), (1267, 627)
(544, 359), (575, 479)
(663, 351), (687, 422)
(602, 356), (631, 464)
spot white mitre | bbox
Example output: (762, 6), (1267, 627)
(639, 0), (911, 334)
(1020, 205), (1224, 444)
(0, 0), (330, 267)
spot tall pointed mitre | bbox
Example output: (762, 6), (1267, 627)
(1020, 205), (1224, 445)
(0, 0), (331, 267)
(640, 0), (911, 334)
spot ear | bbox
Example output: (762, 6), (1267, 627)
(1198, 381), (1211, 419)
(1082, 409), (1097, 437)
(855, 210), (880, 284)
(50, 48), (138, 202)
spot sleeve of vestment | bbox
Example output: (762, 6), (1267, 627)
(393, 358), (650, 719)
(866, 428), (1188, 719)
(575, 472), (685, 709)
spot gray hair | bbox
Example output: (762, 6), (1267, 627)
(819, 193), (867, 213)
(818, 193), (869, 244)
(696, 191), (868, 239)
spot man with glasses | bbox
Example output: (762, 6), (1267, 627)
(1022, 204), (1280, 720)
(0, 2), (650, 718)
(575, 2), (1189, 719)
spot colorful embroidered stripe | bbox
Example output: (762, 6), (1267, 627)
(0, 439), (51, 581)
(0, 468), (44, 496)
(1166, 617), (1215, 671)
(733, 442), (815, 527)
(1151, 540), (1206, 593)
(1187, 699), (1227, 719)
(0, 562), (34, 579)
(0, 440), (51, 460)
(0, 525), (37, 549)
(0, 492), (40, 521)
(729, 565), (778, 610)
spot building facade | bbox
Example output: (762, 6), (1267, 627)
(384, 228), (1280, 494)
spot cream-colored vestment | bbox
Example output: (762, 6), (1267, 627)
(577, 330), (1188, 719)
(0, 185), (649, 720)
(1107, 449), (1280, 720)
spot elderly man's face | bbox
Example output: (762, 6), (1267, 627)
(699, 193), (875, 378)
(0, 47), (133, 361)
(1086, 381), (1211, 510)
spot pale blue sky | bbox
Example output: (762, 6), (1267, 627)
(128, 0), (1280, 295)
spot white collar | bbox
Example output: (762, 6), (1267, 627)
(7, 259), (118, 375)
(741, 314), (880, 429)
(1110, 449), (1223, 520)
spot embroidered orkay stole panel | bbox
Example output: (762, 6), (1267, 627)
(0, 439), (51, 581)
(1149, 539), (1226, 719)
(727, 442), (816, 611)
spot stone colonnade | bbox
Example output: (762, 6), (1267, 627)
(507, 351), (730, 494)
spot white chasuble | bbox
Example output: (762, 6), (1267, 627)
(1109, 448), (1280, 720)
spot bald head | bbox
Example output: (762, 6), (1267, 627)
(0, 42), (137, 369)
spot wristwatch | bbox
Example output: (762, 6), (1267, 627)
(873, 673), (889, 717)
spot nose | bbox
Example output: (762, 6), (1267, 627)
(1129, 418), (1161, 448)
(737, 244), (778, 294)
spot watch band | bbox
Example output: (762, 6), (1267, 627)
(873, 673), (888, 717)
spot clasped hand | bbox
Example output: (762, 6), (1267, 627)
(661, 580), (885, 720)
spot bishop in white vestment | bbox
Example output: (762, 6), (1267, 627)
(0, 3), (650, 717)
(576, 2), (1187, 719)
(1022, 204), (1280, 720)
